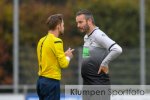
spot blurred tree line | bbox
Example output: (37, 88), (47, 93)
(0, 0), (150, 85)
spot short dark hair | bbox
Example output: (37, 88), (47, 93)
(46, 14), (63, 30)
(76, 9), (95, 24)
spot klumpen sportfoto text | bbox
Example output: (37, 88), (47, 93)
(69, 88), (145, 96)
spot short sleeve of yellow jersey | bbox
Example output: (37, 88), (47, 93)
(53, 38), (69, 68)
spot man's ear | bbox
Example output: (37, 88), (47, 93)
(89, 18), (93, 23)
(56, 24), (60, 30)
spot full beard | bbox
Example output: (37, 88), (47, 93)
(79, 24), (90, 33)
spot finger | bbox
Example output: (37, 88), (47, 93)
(97, 67), (102, 74)
(103, 67), (108, 74)
(70, 49), (75, 52)
(68, 47), (71, 50)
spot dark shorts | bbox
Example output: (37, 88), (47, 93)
(36, 76), (60, 100)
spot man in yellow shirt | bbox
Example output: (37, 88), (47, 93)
(36, 14), (74, 100)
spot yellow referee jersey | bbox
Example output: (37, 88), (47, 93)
(37, 33), (69, 80)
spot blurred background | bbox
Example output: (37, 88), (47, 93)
(0, 0), (150, 99)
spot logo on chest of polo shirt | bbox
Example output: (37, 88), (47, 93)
(82, 47), (90, 58)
